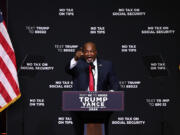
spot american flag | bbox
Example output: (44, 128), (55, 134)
(0, 12), (21, 112)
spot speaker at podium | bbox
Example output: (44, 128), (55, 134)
(62, 91), (124, 135)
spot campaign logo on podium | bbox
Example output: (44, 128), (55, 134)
(62, 91), (124, 111)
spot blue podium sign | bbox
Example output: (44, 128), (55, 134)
(62, 91), (124, 111)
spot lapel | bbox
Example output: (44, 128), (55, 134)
(97, 59), (103, 89)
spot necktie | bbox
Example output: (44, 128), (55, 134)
(89, 65), (94, 91)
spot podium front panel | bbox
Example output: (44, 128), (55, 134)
(62, 91), (124, 111)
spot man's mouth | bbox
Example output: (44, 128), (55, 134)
(87, 57), (93, 63)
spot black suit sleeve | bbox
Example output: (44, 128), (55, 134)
(65, 60), (77, 77)
(108, 62), (120, 91)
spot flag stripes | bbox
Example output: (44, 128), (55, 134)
(0, 13), (21, 112)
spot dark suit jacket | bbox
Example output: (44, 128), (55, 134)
(65, 58), (120, 91)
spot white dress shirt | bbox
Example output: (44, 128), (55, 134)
(70, 58), (98, 91)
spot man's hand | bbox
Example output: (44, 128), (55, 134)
(74, 47), (84, 61)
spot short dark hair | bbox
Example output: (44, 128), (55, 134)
(82, 41), (97, 52)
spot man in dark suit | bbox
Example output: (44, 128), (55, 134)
(65, 42), (120, 135)
(65, 41), (120, 91)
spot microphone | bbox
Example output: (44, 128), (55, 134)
(89, 62), (95, 70)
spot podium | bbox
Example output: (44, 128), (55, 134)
(62, 91), (124, 135)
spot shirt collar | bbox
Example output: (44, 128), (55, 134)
(93, 58), (97, 67)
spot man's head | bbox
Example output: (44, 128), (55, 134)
(82, 42), (97, 63)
